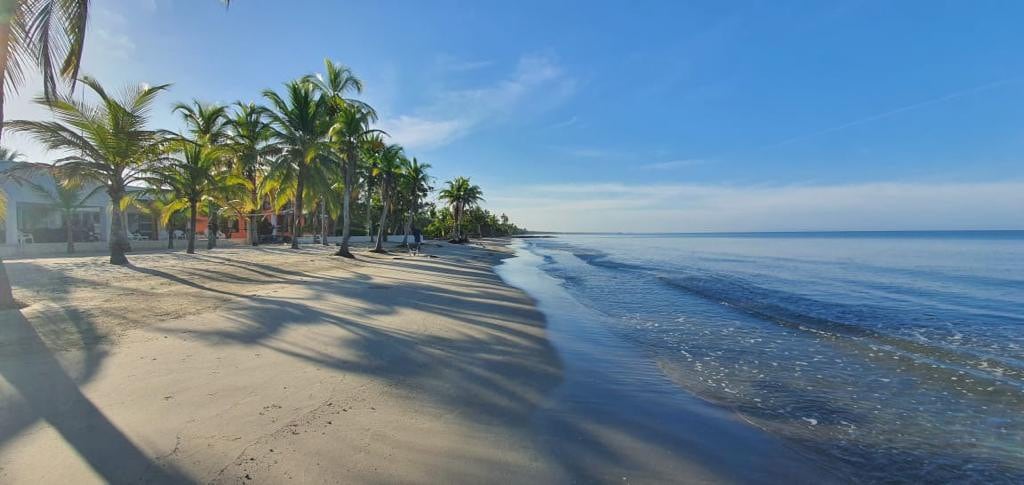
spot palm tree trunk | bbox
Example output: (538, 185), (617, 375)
(109, 192), (131, 265)
(365, 188), (374, 243)
(187, 201), (198, 254)
(167, 226), (174, 249)
(292, 167), (304, 249)
(320, 200), (328, 246)
(66, 217), (74, 254)
(0, 257), (16, 309)
(372, 189), (389, 253)
(337, 153), (355, 257)
(0, 26), (7, 145)
(206, 201), (216, 250)
(250, 183), (259, 246)
(402, 197), (415, 246)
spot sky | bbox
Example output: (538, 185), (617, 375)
(5, 0), (1024, 232)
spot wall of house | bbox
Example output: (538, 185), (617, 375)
(0, 161), (111, 245)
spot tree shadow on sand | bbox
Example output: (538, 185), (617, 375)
(0, 267), (191, 483)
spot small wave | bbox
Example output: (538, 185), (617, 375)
(656, 274), (1024, 388)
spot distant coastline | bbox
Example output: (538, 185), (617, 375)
(524, 229), (1024, 238)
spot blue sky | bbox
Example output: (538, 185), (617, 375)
(6, 0), (1024, 231)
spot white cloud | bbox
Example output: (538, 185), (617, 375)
(377, 54), (574, 150)
(376, 116), (465, 151)
(487, 181), (1024, 232)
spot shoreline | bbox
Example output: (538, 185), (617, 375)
(497, 240), (837, 483)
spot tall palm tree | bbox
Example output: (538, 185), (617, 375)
(327, 104), (378, 257)
(7, 76), (169, 265)
(226, 101), (273, 246)
(399, 157), (431, 246)
(262, 79), (331, 249)
(145, 138), (230, 254)
(173, 100), (230, 249)
(438, 176), (483, 243)
(370, 143), (404, 253)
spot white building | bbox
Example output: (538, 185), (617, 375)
(0, 161), (162, 248)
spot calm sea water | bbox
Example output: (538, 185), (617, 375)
(516, 231), (1024, 483)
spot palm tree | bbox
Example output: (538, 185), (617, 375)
(145, 138), (230, 254)
(327, 104), (378, 257)
(21, 175), (101, 253)
(7, 76), (169, 265)
(0, 0), (88, 143)
(262, 80), (331, 249)
(370, 143), (404, 253)
(307, 60), (373, 257)
(226, 101), (273, 246)
(438, 176), (483, 243)
(135, 191), (186, 249)
(173, 100), (230, 249)
(399, 157), (431, 246)
(0, 0), (230, 143)
(305, 59), (365, 115)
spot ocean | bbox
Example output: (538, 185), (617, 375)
(497, 231), (1024, 483)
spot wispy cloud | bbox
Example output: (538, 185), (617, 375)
(377, 116), (465, 151)
(88, 8), (136, 62)
(378, 54), (575, 150)
(642, 159), (706, 170)
(761, 78), (1020, 150)
(549, 115), (578, 129)
(487, 181), (1024, 232)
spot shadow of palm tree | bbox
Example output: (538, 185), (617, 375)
(0, 308), (192, 483)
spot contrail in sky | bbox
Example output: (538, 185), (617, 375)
(759, 78), (1020, 150)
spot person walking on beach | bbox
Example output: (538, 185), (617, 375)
(411, 225), (423, 255)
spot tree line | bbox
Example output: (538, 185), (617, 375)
(4, 62), (526, 265)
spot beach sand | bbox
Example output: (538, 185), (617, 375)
(0, 241), (568, 483)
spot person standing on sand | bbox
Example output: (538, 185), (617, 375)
(411, 225), (423, 255)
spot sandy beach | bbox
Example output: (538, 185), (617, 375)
(0, 241), (569, 483)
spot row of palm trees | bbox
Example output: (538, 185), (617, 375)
(5, 61), (517, 266)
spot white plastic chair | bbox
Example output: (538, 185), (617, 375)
(17, 231), (33, 245)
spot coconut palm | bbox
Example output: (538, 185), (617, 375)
(135, 190), (186, 249)
(305, 59), (366, 116)
(369, 143), (404, 253)
(399, 157), (432, 246)
(145, 138), (231, 254)
(327, 104), (379, 257)
(173, 100), (231, 248)
(0, 0), (88, 143)
(438, 176), (483, 242)
(0, 0), (229, 143)
(226, 101), (273, 246)
(7, 76), (169, 265)
(262, 79), (331, 249)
